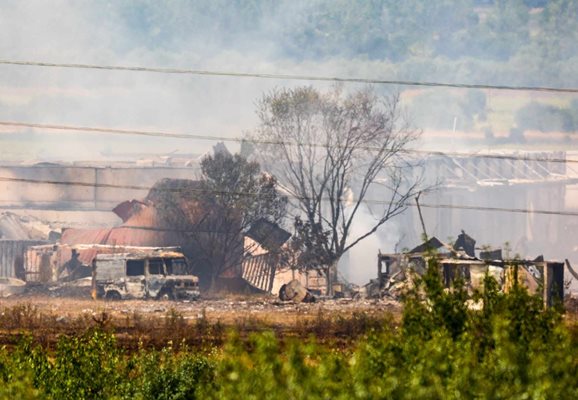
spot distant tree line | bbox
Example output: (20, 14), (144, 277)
(113, 0), (578, 87)
(515, 100), (578, 133)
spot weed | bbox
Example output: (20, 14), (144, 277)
(0, 303), (42, 330)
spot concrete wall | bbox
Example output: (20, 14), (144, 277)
(0, 165), (199, 210)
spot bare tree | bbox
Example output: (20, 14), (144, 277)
(254, 86), (422, 294)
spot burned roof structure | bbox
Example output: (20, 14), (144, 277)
(0, 212), (53, 241)
(375, 231), (565, 307)
(408, 236), (452, 254)
(453, 230), (476, 257)
(398, 151), (578, 268)
(60, 178), (244, 286)
(246, 218), (291, 250)
(0, 212), (54, 279)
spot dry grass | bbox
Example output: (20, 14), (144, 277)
(0, 296), (399, 350)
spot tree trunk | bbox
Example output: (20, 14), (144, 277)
(208, 273), (218, 294)
(326, 262), (338, 297)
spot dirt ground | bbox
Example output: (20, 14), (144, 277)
(0, 294), (402, 349)
(0, 294), (400, 326)
(2, 293), (578, 350)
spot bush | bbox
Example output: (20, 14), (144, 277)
(130, 345), (215, 400)
(410, 89), (475, 131)
(515, 101), (576, 132)
(8, 330), (124, 400)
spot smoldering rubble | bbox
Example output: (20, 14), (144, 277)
(366, 231), (567, 308)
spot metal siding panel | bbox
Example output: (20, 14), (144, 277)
(268, 263), (276, 293)
(242, 260), (250, 280)
(259, 257), (268, 289)
(0, 243), (4, 275)
(242, 253), (279, 292)
(0, 241), (12, 276)
(0, 240), (49, 278)
(249, 260), (259, 282)
(253, 257), (263, 289)
(249, 262), (257, 282)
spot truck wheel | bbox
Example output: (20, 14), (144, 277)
(105, 290), (122, 301)
(158, 290), (175, 301)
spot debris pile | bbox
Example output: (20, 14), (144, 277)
(370, 231), (565, 306)
(279, 279), (315, 303)
(0, 277), (26, 297)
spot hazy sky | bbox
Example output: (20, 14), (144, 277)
(0, 1), (386, 161)
(1, 1), (573, 161)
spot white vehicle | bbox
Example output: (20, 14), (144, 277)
(92, 248), (200, 300)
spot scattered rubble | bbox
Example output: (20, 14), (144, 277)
(0, 277), (26, 297)
(17, 280), (93, 299)
(370, 231), (565, 307)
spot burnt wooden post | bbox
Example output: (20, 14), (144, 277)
(377, 252), (383, 288)
(91, 258), (97, 300)
(267, 254), (277, 293)
(543, 262), (564, 308)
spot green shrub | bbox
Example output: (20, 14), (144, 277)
(211, 332), (351, 400)
(43, 330), (123, 399)
(130, 345), (214, 400)
(0, 346), (44, 399)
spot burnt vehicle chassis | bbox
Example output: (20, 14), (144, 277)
(92, 249), (200, 301)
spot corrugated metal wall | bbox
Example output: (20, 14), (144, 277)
(242, 253), (277, 293)
(24, 245), (59, 283)
(0, 240), (48, 278)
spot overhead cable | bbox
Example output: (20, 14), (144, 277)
(1, 59), (578, 93)
(1, 175), (577, 217)
(0, 120), (576, 165)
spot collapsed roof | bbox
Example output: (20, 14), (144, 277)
(0, 212), (53, 240)
(245, 218), (291, 250)
(60, 178), (223, 266)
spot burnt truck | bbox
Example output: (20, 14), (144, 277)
(92, 248), (200, 301)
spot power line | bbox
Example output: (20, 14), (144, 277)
(406, 149), (576, 165)
(1, 119), (577, 165)
(0, 121), (229, 141)
(1, 59), (578, 94)
(412, 203), (578, 217)
(1, 175), (577, 218)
